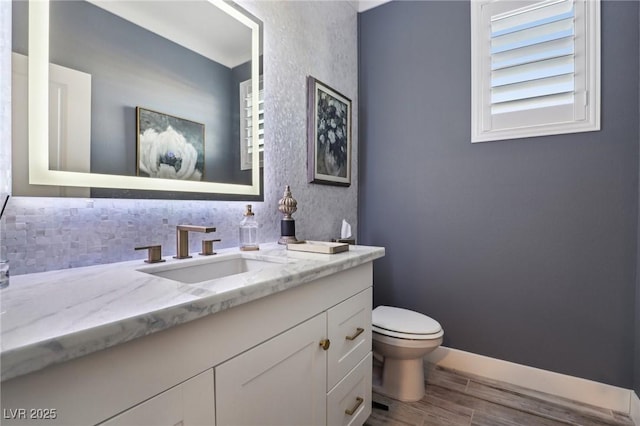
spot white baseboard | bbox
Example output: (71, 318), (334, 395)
(631, 391), (640, 425)
(425, 346), (632, 416)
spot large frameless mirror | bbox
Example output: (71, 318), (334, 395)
(11, 0), (263, 200)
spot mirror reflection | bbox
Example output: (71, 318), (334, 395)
(11, 0), (263, 200)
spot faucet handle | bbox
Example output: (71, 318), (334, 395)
(135, 245), (166, 264)
(200, 239), (221, 256)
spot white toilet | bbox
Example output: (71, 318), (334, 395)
(372, 306), (444, 402)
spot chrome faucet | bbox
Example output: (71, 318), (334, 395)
(175, 225), (216, 259)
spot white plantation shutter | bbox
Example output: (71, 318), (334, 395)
(240, 77), (264, 170)
(471, 0), (600, 142)
(244, 86), (264, 154)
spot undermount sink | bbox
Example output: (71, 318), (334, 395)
(139, 254), (286, 284)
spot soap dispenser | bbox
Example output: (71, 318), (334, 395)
(239, 204), (259, 251)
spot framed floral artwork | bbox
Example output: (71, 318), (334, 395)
(136, 107), (205, 181)
(307, 77), (351, 186)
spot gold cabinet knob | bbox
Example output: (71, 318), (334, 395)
(319, 339), (331, 351)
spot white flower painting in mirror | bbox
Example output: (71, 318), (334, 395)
(136, 107), (205, 181)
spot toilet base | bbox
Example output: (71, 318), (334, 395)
(373, 357), (426, 402)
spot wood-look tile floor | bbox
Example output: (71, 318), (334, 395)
(366, 365), (634, 426)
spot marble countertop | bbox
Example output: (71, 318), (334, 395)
(0, 243), (384, 382)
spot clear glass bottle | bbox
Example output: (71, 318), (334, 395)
(239, 204), (259, 251)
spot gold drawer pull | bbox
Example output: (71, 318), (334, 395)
(319, 339), (331, 351)
(345, 397), (364, 416)
(345, 327), (364, 341)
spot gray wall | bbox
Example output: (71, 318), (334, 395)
(359, 0), (639, 388)
(636, 257), (640, 394)
(636, 0), (640, 396)
(1, 0), (359, 275)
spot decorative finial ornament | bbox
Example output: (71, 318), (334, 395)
(278, 185), (297, 219)
(278, 185), (299, 244)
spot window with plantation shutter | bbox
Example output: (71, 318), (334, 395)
(471, 0), (600, 143)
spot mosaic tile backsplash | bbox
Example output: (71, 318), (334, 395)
(0, 1), (359, 275)
(0, 2), (11, 262)
(0, 2), (10, 197)
(3, 198), (269, 274)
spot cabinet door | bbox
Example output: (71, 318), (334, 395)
(327, 288), (372, 390)
(215, 313), (327, 426)
(327, 353), (372, 426)
(99, 369), (214, 426)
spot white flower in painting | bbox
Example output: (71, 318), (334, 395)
(328, 130), (336, 144)
(139, 126), (202, 181)
(330, 99), (344, 115)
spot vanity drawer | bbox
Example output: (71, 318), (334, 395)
(327, 352), (372, 426)
(327, 287), (372, 390)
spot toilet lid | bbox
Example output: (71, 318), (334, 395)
(372, 306), (442, 336)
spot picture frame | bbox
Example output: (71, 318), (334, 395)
(136, 107), (205, 181)
(307, 76), (352, 186)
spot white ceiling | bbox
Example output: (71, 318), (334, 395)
(88, 0), (392, 69)
(88, 1), (252, 68)
(355, 0), (392, 13)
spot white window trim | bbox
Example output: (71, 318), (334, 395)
(471, 0), (600, 143)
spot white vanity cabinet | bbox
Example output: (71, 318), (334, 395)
(99, 369), (215, 426)
(1, 262), (376, 426)
(215, 287), (372, 426)
(215, 313), (328, 425)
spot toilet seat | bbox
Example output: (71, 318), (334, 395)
(373, 306), (443, 340)
(373, 325), (444, 340)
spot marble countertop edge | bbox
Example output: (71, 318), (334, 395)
(0, 243), (385, 382)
